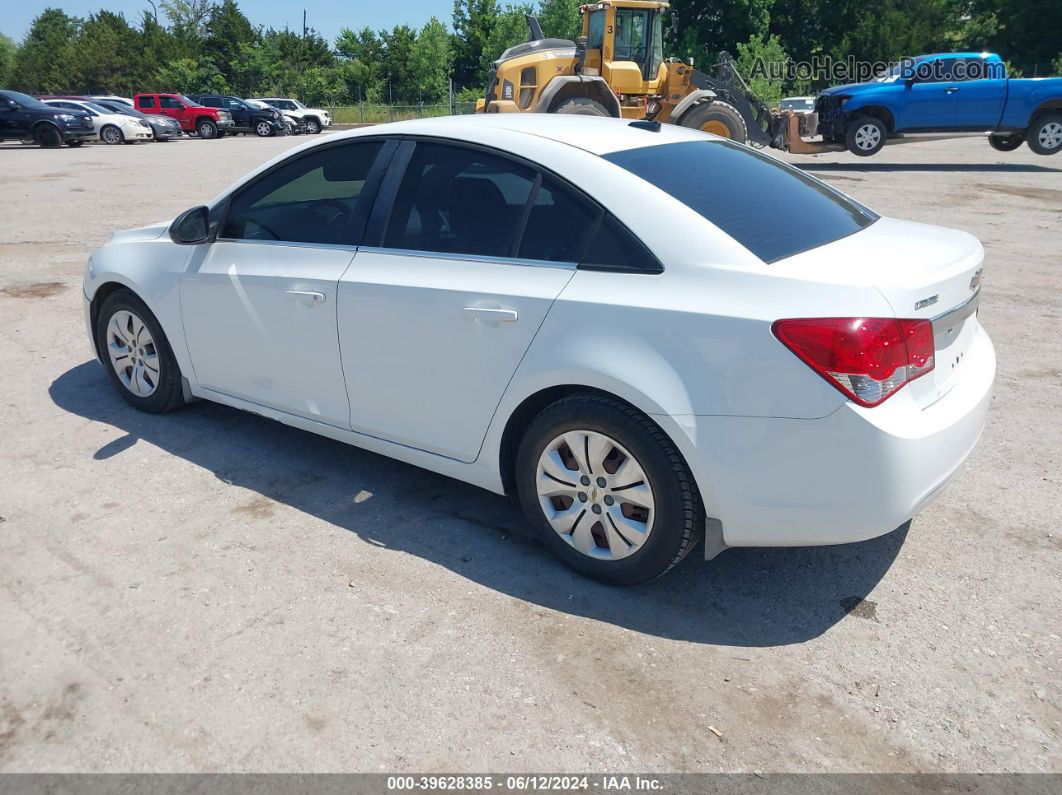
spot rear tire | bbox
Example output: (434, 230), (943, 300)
(553, 97), (611, 117)
(197, 119), (218, 139)
(676, 101), (748, 143)
(95, 289), (185, 414)
(1027, 113), (1062, 155)
(515, 394), (704, 585)
(845, 116), (887, 156)
(35, 125), (62, 148)
(988, 132), (1023, 152)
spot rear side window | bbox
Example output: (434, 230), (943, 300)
(137, 96), (156, 109)
(517, 176), (597, 262)
(384, 143), (536, 258)
(604, 140), (877, 262)
(222, 141), (383, 245)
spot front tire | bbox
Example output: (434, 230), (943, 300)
(516, 395), (703, 585)
(845, 116), (887, 156)
(100, 125), (124, 145)
(95, 289), (185, 414)
(197, 119), (218, 139)
(67, 140), (84, 148)
(35, 125), (62, 148)
(255, 120), (274, 137)
(1027, 113), (1062, 155)
(303, 117), (322, 134)
(676, 101), (748, 143)
(988, 132), (1023, 152)
(552, 97), (611, 117)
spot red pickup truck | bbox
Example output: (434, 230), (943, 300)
(133, 93), (235, 139)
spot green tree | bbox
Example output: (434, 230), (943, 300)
(205, 0), (260, 91)
(160, 0), (212, 39)
(452, 0), (499, 89)
(11, 8), (80, 93)
(0, 33), (17, 86)
(668, 0), (774, 68)
(154, 56), (229, 93)
(73, 11), (141, 94)
(482, 3), (534, 76)
(537, 0), (582, 41)
(336, 26), (386, 101)
(381, 25), (418, 103)
(413, 17), (454, 104)
(735, 33), (788, 105)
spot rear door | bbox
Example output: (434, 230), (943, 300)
(337, 139), (587, 462)
(952, 57), (1007, 128)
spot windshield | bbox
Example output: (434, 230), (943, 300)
(2, 90), (51, 109)
(292, 99), (306, 109)
(604, 140), (878, 263)
(177, 94), (197, 106)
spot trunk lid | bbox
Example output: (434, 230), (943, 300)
(774, 217), (984, 408)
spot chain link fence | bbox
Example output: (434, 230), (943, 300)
(325, 102), (478, 125)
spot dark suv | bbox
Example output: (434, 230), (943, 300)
(0, 89), (96, 147)
(187, 94), (287, 137)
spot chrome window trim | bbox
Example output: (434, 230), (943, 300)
(213, 236), (358, 253)
(356, 245), (577, 270)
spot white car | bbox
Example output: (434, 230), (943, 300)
(253, 97), (331, 133)
(83, 115), (994, 584)
(43, 99), (153, 144)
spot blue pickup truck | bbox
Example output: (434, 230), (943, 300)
(815, 52), (1062, 156)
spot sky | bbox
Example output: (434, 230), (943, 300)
(3, 1), (452, 46)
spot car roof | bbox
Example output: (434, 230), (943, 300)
(339, 113), (714, 156)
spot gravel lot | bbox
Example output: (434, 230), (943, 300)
(0, 130), (1059, 774)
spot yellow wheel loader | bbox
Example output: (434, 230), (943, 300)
(476, 1), (824, 154)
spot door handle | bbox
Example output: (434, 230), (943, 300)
(286, 289), (326, 304)
(946, 86), (959, 93)
(463, 306), (518, 323)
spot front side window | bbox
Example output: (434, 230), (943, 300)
(222, 141), (383, 245)
(137, 96), (157, 109)
(160, 96), (184, 109)
(604, 140), (877, 263)
(383, 143), (536, 258)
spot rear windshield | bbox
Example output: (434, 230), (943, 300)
(603, 140), (878, 262)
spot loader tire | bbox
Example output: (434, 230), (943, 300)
(553, 97), (611, 117)
(677, 101), (747, 143)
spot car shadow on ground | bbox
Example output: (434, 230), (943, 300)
(51, 361), (908, 648)
(797, 161), (1062, 174)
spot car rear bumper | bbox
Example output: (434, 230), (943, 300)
(683, 321), (995, 548)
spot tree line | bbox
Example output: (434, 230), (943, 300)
(0, 0), (1059, 108)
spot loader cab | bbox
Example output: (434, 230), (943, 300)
(582, 1), (667, 91)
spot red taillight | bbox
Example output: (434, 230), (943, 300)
(772, 317), (935, 407)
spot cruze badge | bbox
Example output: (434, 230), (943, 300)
(915, 294), (939, 311)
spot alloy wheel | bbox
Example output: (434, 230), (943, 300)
(106, 310), (160, 397)
(854, 123), (881, 151)
(536, 430), (655, 560)
(1038, 121), (1062, 151)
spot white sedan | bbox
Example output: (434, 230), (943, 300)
(83, 115), (994, 584)
(43, 99), (153, 144)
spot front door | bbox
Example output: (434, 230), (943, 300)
(899, 58), (959, 130)
(180, 138), (388, 427)
(338, 140), (597, 462)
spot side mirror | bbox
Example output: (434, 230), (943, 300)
(575, 36), (588, 73)
(169, 205), (211, 245)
